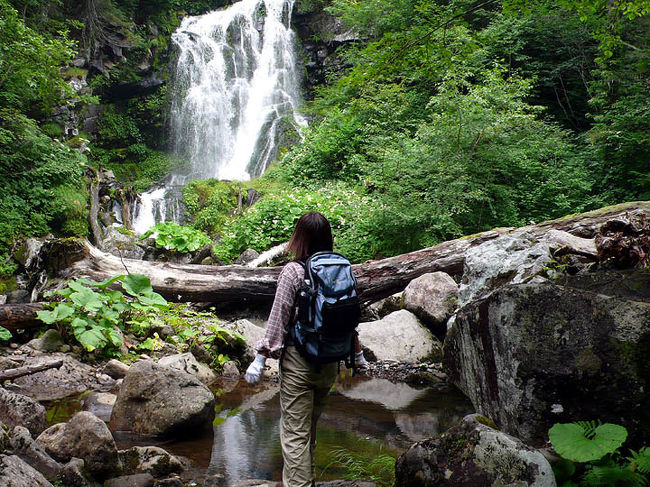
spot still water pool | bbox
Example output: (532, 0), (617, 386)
(115, 374), (473, 485)
(46, 374), (473, 485)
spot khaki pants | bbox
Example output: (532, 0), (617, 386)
(280, 346), (338, 487)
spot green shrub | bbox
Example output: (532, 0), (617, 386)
(182, 179), (240, 236)
(0, 109), (88, 273)
(141, 222), (212, 253)
(37, 274), (168, 354)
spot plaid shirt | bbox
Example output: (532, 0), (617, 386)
(256, 261), (304, 359)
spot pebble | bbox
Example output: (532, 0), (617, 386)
(9, 343), (18, 349)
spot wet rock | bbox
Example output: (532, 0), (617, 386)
(103, 359), (130, 379)
(36, 411), (120, 480)
(120, 446), (184, 477)
(104, 473), (154, 487)
(59, 458), (99, 487)
(12, 238), (45, 268)
(25, 329), (65, 353)
(157, 353), (216, 385)
(0, 387), (47, 436)
(221, 360), (240, 378)
(13, 354), (115, 401)
(9, 426), (62, 481)
(226, 319), (278, 376)
(444, 269), (650, 446)
(395, 414), (555, 487)
(189, 243), (213, 264)
(82, 392), (117, 422)
(403, 272), (458, 336)
(358, 310), (443, 362)
(110, 360), (215, 438)
(0, 454), (54, 486)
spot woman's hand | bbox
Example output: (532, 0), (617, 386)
(245, 354), (267, 384)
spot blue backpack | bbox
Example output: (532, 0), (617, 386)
(290, 251), (361, 367)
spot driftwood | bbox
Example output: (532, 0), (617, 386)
(1, 201), (649, 331)
(0, 303), (45, 331)
(0, 359), (63, 380)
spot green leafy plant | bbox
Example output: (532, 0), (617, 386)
(549, 421), (650, 487)
(141, 222), (211, 253)
(0, 326), (11, 342)
(37, 274), (168, 354)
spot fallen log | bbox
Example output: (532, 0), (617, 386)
(0, 359), (63, 380)
(1, 201), (648, 331)
(0, 303), (45, 331)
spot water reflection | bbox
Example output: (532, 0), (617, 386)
(202, 375), (472, 485)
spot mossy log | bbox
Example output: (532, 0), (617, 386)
(2, 201), (648, 331)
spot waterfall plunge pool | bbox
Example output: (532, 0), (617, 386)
(47, 374), (473, 485)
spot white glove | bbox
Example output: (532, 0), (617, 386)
(355, 350), (368, 369)
(245, 354), (267, 384)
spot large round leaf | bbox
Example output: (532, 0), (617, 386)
(549, 423), (628, 462)
(122, 274), (153, 296)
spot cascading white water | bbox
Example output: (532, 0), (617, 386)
(133, 0), (306, 234)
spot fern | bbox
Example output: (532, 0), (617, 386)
(628, 447), (650, 474)
(322, 448), (396, 487)
(582, 465), (648, 487)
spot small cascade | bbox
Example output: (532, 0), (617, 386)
(133, 0), (305, 234)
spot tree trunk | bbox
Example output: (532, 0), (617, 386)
(2, 202), (648, 331)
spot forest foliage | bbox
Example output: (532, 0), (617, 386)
(0, 0), (648, 272)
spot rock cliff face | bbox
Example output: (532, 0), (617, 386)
(443, 226), (650, 446)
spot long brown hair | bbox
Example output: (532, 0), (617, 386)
(287, 212), (333, 261)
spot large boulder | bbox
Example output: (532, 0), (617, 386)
(459, 229), (596, 306)
(13, 354), (115, 401)
(444, 269), (650, 446)
(36, 411), (120, 480)
(120, 446), (184, 477)
(358, 310), (442, 362)
(0, 387), (47, 436)
(110, 360), (215, 438)
(25, 329), (65, 353)
(0, 454), (54, 487)
(403, 272), (458, 336)
(395, 414), (556, 487)
(157, 353), (217, 384)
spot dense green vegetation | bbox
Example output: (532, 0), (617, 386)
(0, 0), (648, 273)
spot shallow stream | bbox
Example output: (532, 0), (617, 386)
(46, 374), (473, 485)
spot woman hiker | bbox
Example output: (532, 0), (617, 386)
(244, 211), (367, 487)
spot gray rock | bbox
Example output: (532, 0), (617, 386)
(157, 353), (216, 385)
(221, 360), (240, 378)
(13, 354), (115, 401)
(0, 421), (9, 452)
(0, 387), (47, 436)
(82, 392), (117, 422)
(12, 238), (45, 268)
(235, 248), (260, 265)
(103, 227), (146, 260)
(368, 292), (404, 319)
(395, 414), (555, 487)
(110, 360), (215, 438)
(0, 454), (54, 486)
(104, 474), (154, 487)
(444, 269), (650, 445)
(120, 446), (184, 477)
(26, 329), (65, 353)
(9, 426), (62, 481)
(153, 478), (183, 487)
(6, 289), (30, 304)
(358, 310), (442, 362)
(403, 272), (458, 335)
(103, 359), (130, 379)
(58, 458), (99, 487)
(459, 229), (596, 306)
(225, 319), (277, 376)
(36, 411), (120, 480)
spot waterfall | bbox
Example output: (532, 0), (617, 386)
(132, 0), (305, 234)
